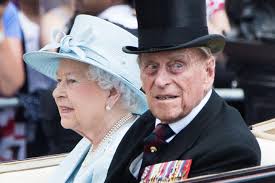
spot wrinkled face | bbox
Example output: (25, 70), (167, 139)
(53, 59), (109, 133)
(139, 48), (215, 123)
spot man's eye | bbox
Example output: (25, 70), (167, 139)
(174, 63), (183, 68)
(144, 64), (158, 74)
(148, 64), (158, 70)
(169, 62), (184, 73)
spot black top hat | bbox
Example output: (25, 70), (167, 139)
(123, 0), (225, 54)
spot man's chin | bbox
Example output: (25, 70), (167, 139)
(152, 111), (184, 124)
(60, 120), (75, 130)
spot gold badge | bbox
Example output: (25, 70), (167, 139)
(150, 146), (157, 153)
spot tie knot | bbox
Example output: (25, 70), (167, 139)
(139, 123), (175, 178)
(153, 123), (175, 141)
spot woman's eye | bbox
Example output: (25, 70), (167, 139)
(56, 79), (62, 84)
(67, 79), (77, 84)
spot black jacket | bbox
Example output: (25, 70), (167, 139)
(105, 91), (261, 183)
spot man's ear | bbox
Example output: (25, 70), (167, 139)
(205, 57), (215, 86)
(105, 87), (121, 110)
(207, 57), (215, 77)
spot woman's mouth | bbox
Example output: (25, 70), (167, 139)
(59, 106), (74, 113)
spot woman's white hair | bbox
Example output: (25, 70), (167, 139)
(88, 65), (140, 114)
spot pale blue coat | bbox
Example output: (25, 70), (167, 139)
(48, 121), (135, 183)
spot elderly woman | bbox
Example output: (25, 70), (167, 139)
(23, 15), (147, 183)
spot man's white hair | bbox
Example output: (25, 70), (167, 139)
(88, 65), (140, 113)
(197, 47), (213, 58)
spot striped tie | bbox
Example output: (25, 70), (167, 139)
(138, 123), (175, 179)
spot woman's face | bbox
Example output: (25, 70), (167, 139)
(53, 59), (109, 133)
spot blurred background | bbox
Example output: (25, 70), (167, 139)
(0, 0), (274, 162)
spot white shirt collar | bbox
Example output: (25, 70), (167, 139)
(156, 89), (212, 135)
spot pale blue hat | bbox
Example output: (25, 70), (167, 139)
(23, 14), (147, 114)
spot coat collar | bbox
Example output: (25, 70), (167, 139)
(49, 138), (91, 183)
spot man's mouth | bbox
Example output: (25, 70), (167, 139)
(155, 95), (178, 100)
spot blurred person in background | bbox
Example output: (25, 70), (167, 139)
(224, 0), (275, 123)
(18, 0), (81, 156)
(0, 0), (80, 162)
(40, 0), (75, 47)
(0, 0), (24, 96)
(40, 0), (135, 47)
(206, 0), (236, 90)
(40, 0), (68, 13)
(24, 15), (147, 183)
(17, 0), (54, 94)
(75, 0), (133, 16)
(97, 0), (137, 35)
(207, 0), (231, 35)
(63, 0), (136, 36)
(76, 0), (136, 33)
(0, 0), (26, 162)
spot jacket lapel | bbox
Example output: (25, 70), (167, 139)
(51, 138), (91, 183)
(106, 111), (155, 182)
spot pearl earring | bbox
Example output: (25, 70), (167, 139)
(106, 105), (111, 111)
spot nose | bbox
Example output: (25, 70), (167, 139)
(52, 82), (67, 101)
(154, 67), (172, 88)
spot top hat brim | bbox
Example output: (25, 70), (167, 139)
(123, 34), (225, 54)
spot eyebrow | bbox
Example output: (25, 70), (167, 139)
(56, 72), (78, 78)
(167, 54), (191, 63)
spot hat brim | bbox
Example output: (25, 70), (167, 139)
(23, 51), (147, 115)
(123, 34), (225, 54)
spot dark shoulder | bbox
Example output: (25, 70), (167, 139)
(126, 110), (155, 138)
(198, 97), (260, 161)
(188, 99), (261, 177)
(205, 99), (255, 142)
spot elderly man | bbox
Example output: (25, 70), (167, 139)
(105, 0), (261, 182)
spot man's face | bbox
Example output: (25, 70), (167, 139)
(139, 48), (215, 123)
